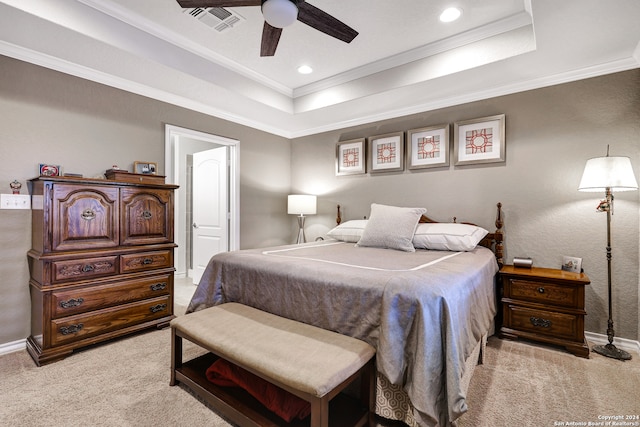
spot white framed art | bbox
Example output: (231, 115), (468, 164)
(407, 124), (450, 169)
(454, 114), (506, 166)
(368, 132), (404, 173)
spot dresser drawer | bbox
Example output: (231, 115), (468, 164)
(50, 296), (171, 346)
(505, 304), (579, 340)
(53, 256), (118, 283)
(120, 250), (172, 273)
(51, 273), (172, 318)
(506, 278), (581, 308)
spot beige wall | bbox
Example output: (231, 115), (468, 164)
(1, 53), (638, 348)
(292, 70), (640, 341)
(0, 55), (291, 345)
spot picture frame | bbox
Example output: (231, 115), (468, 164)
(407, 124), (450, 170)
(562, 256), (583, 273)
(367, 131), (404, 173)
(39, 163), (60, 177)
(453, 114), (506, 166)
(335, 138), (366, 176)
(133, 161), (157, 175)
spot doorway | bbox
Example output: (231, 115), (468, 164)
(164, 124), (240, 282)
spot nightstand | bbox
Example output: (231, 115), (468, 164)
(498, 265), (591, 358)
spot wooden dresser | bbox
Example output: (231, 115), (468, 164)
(27, 176), (178, 365)
(499, 265), (591, 358)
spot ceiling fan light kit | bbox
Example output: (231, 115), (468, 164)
(261, 0), (298, 28)
(177, 0), (358, 57)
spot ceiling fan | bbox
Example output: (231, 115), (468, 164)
(177, 0), (359, 56)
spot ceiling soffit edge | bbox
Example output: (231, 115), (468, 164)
(293, 11), (533, 98)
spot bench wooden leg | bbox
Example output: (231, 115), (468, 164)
(170, 328), (182, 386)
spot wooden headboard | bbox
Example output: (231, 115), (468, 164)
(335, 202), (504, 267)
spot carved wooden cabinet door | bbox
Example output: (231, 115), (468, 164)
(51, 184), (119, 252)
(120, 187), (173, 246)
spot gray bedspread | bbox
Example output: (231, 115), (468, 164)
(187, 241), (498, 426)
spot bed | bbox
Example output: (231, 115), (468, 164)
(186, 202), (504, 426)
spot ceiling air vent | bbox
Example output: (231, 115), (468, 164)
(184, 7), (245, 33)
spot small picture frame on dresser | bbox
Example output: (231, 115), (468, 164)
(134, 161), (157, 175)
(562, 256), (582, 273)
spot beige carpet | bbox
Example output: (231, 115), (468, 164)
(1, 307), (638, 426)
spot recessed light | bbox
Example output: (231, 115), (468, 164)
(297, 65), (313, 74)
(439, 7), (462, 23)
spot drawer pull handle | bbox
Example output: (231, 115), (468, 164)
(150, 303), (167, 313)
(143, 258), (154, 265)
(82, 264), (95, 273)
(59, 324), (84, 335)
(142, 210), (153, 220)
(81, 209), (96, 220)
(60, 298), (84, 309)
(150, 282), (167, 291)
(537, 287), (545, 294)
(530, 317), (552, 328)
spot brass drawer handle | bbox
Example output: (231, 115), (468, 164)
(59, 324), (84, 335)
(150, 303), (167, 313)
(142, 210), (153, 220)
(142, 258), (154, 265)
(82, 264), (95, 273)
(81, 209), (96, 220)
(150, 282), (167, 291)
(537, 287), (545, 294)
(60, 298), (84, 309)
(530, 317), (552, 328)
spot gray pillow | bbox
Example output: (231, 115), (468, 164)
(356, 204), (426, 252)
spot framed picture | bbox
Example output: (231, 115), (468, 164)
(454, 114), (506, 165)
(134, 161), (157, 175)
(39, 163), (60, 177)
(562, 256), (583, 273)
(407, 124), (450, 170)
(367, 131), (404, 173)
(336, 138), (366, 176)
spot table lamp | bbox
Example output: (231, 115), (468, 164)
(288, 194), (317, 244)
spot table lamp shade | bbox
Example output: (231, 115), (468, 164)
(288, 195), (317, 215)
(578, 156), (638, 192)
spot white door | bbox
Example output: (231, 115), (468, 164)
(192, 147), (228, 284)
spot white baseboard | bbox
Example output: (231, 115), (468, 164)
(0, 339), (26, 357)
(585, 331), (640, 356)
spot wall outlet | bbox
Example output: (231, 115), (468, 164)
(0, 194), (31, 210)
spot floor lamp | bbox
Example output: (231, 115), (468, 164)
(288, 194), (317, 244)
(578, 147), (638, 361)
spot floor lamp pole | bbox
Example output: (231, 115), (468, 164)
(592, 188), (632, 360)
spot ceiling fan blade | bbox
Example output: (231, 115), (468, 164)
(177, 0), (261, 8)
(261, 22), (283, 57)
(297, 2), (358, 43)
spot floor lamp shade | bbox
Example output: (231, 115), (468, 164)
(578, 156), (638, 192)
(288, 195), (316, 244)
(578, 152), (637, 360)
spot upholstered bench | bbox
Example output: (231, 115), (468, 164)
(170, 303), (376, 427)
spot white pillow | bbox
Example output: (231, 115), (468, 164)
(356, 204), (426, 252)
(326, 220), (368, 243)
(412, 223), (489, 251)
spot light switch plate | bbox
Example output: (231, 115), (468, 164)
(1, 194), (31, 210)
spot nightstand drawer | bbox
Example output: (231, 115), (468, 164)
(505, 305), (579, 340)
(507, 278), (580, 308)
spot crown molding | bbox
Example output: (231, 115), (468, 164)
(75, 0), (293, 98)
(1, 38), (638, 139)
(293, 11), (533, 98)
